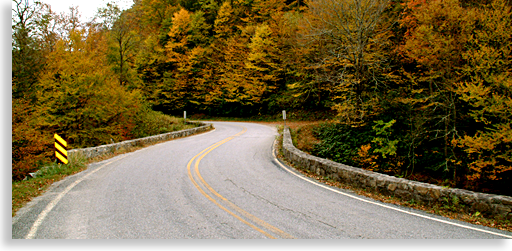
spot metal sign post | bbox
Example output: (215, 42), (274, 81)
(283, 110), (286, 128)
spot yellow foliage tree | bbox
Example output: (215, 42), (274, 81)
(35, 26), (145, 147)
(245, 24), (283, 104)
(298, 0), (392, 126)
(453, 0), (512, 188)
(213, 1), (236, 39)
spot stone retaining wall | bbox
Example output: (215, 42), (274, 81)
(69, 122), (213, 160)
(281, 127), (512, 220)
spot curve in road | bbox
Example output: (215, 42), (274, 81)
(12, 122), (512, 239)
(187, 125), (294, 239)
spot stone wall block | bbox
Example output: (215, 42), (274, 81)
(280, 127), (512, 218)
(69, 123), (212, 161)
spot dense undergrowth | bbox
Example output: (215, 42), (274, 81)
(290, 122), (512, 197)
(12, 108), (193, 183)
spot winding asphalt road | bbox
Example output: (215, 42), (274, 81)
(12, 122), (512, 239)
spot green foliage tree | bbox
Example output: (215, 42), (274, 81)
(98, 3), (142, 88)
(12, 0), (44, 100)
(371, 119), (398, 159)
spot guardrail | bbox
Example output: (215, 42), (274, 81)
(68, 122), (213, 160)
(281, 127), (512, 220)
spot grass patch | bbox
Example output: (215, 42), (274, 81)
(12, 153), (88, 216)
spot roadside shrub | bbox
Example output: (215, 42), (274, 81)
(131, 106), (190, 138)
(310, 120), (406, 176)
(311, 123), (373, 167)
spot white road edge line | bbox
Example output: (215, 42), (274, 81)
(25, 154), (129, 239)
(272, 139), (512, 239)
(24, 127), (217, 239)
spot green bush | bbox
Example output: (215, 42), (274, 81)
(309, 120), (406, 175)
(311, 123), (374, 167)
(131, 106), (195, 138)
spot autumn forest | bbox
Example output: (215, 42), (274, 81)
(12, 0), (512, 195)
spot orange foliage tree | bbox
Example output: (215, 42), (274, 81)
(35, 25), (146, 147)
(398, 0), (511, 191)
(453, 0), (512, 190)
(296, 0), (393, 126)
(13, 0), (512, 196)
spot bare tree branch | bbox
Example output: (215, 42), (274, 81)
(299, 0), (392, 125)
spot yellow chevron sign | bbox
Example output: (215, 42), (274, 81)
(54, 133), (68, 164)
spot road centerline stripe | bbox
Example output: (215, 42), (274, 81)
(187, 126), (294, 239)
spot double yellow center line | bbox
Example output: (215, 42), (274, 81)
(186, 126), (294, 239)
